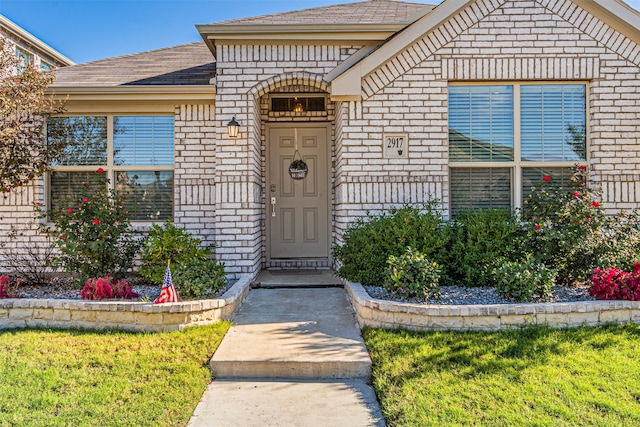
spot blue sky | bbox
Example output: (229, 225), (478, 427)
(1, 0), (640, 64)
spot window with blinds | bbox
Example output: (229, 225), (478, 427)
(449, 83), (587, 216)
(48, 115), (174, 221)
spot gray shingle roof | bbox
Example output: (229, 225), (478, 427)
(209, 0), (434, 26)
(51, 42), (215, 87)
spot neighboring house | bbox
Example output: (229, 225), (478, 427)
(2, 0), (640, 279)
(0, 14), (74, 70)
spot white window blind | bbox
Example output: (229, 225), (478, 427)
(450, 168), (512, 212)
(114, 116), (174, 166)
(521, 85), (586, 162)
(449, 85), (514, 162)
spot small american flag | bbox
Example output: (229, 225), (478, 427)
(153, 264), (179, 304)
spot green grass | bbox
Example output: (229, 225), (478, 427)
(364, 325), (640, 427)
(0, 323), (230, 427)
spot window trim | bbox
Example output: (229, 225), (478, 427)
(46, 114), (175, 223)
(448, 81), (590, 211)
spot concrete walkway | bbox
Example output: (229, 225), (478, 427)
(187, 272), (386, 427)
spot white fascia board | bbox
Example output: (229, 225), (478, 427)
(582, 0), (640, 46)
(47, 85), (216, 101)
(0, 14), (74, 65)
(330, 0), (473, 98)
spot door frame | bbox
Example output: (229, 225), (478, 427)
(265, 121), (332, 263)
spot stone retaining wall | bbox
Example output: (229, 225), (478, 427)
(0, 275), (252, 332)
(346, 282), (640, 331)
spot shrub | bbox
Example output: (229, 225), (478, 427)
(37, 169), (144, 285)
(138, 220), (214, 285)
(444, 209), (524, 287)
(80, 277), (114, 300)
(172, 258), (227, 299)
(385, 247), (441, 300)
(0, 275), (19, 298)
(332, 202), (447, 286)
(490, 255), (557, 302)
(80, 276), (139, 300)
(524, 165), (608, 285)
(524, 165), (640, 285)
(589, 263), (640, 301)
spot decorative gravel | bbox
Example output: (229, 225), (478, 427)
(11, 276), (234, 301)
(363, 283), (596, 305)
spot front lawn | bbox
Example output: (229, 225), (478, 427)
(364, 325), (640, 427)
(0, 323), (230, 427)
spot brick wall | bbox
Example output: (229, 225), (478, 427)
(346, 0), (640, 219)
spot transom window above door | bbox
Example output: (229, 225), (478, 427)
(448, 83), (587, 215)
(270, 94), (326, 113)
(47, 115), (174, 221)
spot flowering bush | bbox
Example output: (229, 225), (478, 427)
(524, 165), (640, 285)
(385, 247), (441, 300)
(589, 263), (640, 301)
(80, 276), (139, 300)
(37, 169), (144, 285)
(524, 165), (608, 285)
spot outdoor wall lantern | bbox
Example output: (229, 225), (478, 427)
(227, 117), (240, 138)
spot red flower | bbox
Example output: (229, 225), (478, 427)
(535, 224), (541, 231)
(83, 197), (89, 203)
(67, 207), (73, 214)
(92, 219), (100, 225)
(592, 200), (600, 208)
(578, 165), (587, 171)
(35, 201), (41, 206)
(97, 167), (104, 174)
(543, 175), (551, 182)
(574, 191), (581, 197)
(587, 214), (592, 219)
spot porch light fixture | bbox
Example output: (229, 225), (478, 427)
(227, 117), (240, 138)
(293, 97), (304, 113)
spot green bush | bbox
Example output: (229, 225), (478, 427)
(332, 202), (447, 286)
(385, 247), (441, 300)
(172, 257), (227, 299)
(444, 209), (524, 287)
(490, 255), (557, 302)
(138, 221), (226, 299)
(37, 169), (144, 285)
(138, 220), (213, 285)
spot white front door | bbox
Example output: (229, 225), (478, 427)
(267, 123), (330, 259)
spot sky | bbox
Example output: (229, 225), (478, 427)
(1, 0), (640, 65)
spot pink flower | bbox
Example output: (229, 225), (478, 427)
(535, 224), (541, 231)
(592, 200), (600, 208)
(83, 197), (89, 203)
(97, 167), (104, 174)
(574, 191), (581, 197)
(67, 207), (73, 214)
(543, 175), (551, 182)
(92, 219), (100, 226)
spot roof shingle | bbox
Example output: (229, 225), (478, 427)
(208, 0), (434, 26)
(51, 42), (215, 87)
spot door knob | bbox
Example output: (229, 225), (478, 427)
(271, 197), (276, 217)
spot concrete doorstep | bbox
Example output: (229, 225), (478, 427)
(188, 286), (385, 427)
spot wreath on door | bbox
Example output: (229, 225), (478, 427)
(289, 150), (308, 180)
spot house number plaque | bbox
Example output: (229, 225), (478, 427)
(383, 134), (409, 159)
